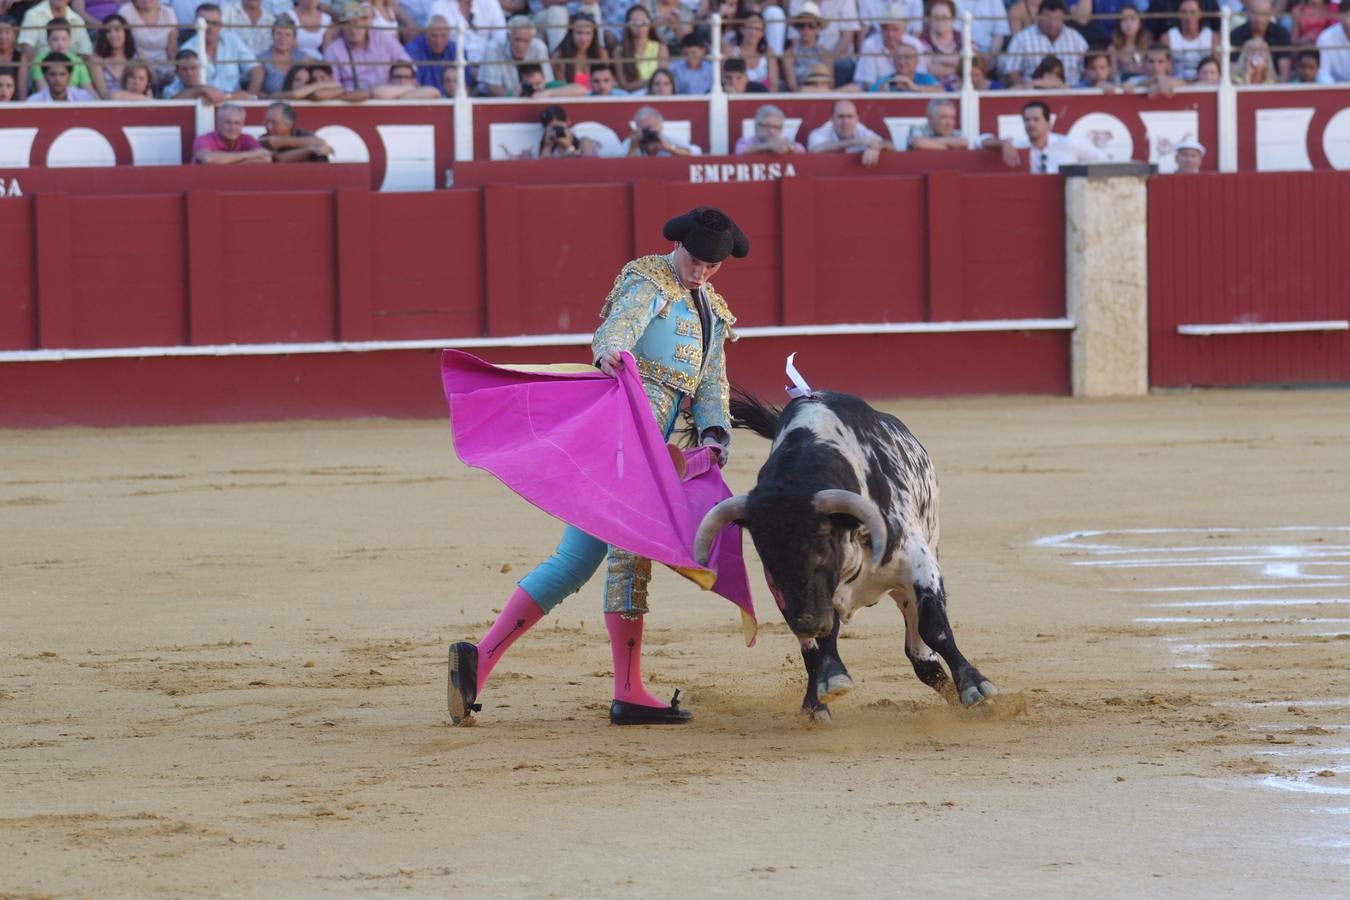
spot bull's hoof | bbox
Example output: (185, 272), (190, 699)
(800, 703), (832, 725)
(816, 652), (854, 704)
(959, 680), (998, 707)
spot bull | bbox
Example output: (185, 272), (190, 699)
(694, 390), (997, 723)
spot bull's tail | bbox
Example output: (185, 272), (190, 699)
(678, 385), (782, 446)
(728, 387), (781, 440)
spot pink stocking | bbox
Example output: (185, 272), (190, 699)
(605, 612), (668, 708)
(475, 587), (544, 693)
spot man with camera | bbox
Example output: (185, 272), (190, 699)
(621, 106), (696, 158)
(535, 104), (600, 158)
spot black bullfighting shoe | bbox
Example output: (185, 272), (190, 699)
(447, 641), (482, 725)
(609, 688), (694, 725)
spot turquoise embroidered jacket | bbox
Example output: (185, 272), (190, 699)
(592, 253), (738, 437)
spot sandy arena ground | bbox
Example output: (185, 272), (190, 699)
(3, 389), (1350, 898)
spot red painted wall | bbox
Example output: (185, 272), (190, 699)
(0, 164), (1069, 425)
(1148, 172), (1350, 387)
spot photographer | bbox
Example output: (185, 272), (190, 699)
(621, 106), (696, 158)
(535, 104), (599, 159)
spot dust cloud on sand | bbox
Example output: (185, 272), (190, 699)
(3, 390), (1349, 896)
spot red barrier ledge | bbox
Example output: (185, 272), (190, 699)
(0, 163), (371, 196)
(452, 150), (1016, 187)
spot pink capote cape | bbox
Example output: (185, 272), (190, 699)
(441, 349), (757, 646)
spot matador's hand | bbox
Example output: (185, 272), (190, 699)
(596, 347), (624, 377)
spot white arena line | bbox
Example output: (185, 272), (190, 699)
(1074, 557), (1350, 569)
(1128, 585), (1350, 594)
(1252, 725), (1350, 733)
(1134, 617), (1350, 624)
(1255, 748), (1350, 758)
(1034, 526), (1350, 551)
(1147, 598), (1350, 607)
(1262, 769), (1350, 797)
(1215, 699), (1350, 708)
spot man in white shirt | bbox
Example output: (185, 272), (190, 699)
(479, 14), (552, 96)
(852, 1), (926, 88)
(1010, 100), (1106, 174)
(808, 99), (894, 167)
(1000, 0), (1087, 86)
(17, 0), (91, 57)
(954, 0), (1010, 59)
(223, 0), (276, 58)
(1315, 5), (1350, 83)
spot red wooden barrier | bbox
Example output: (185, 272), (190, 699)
(1148, 172), (1350, 387)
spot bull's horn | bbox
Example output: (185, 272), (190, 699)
(694, 495), (749, 565)
(812, 489), (887, 567)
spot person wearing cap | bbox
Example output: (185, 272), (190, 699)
(781, 1), (833, 92)
(852, 2), (927, 91)
(448, 207), (749, 728)
(1173, 138), (1204, 174)
(321, 0), (412, 90)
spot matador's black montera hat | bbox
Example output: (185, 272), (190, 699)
(662, 207), (750, 263)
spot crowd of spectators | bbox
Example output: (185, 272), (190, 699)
(0, 0), (1346, 104)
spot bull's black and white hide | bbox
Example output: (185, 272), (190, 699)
(694, 391), (997, 723)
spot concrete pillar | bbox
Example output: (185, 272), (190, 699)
(1063, 162), (1153, 397)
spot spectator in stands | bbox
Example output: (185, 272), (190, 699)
(480, 14), (551, 96)
(853, 3), (924, 91)
(534, 103), (601, 157)
(735, 103), (806, 154)
(276, 60), (347, 98)
(1029, 52), (1067, 87)
(0, 16), (25, 102)
(194, 103), (271, 162)
(372, 58), (441, 95)
(1109, 2), (1151, 82)
(1292, 48), (1320, 83)
(1294, 0), (1340, 45)
(650, 0), (693, 50)
(1161, 0), (1216, 80)
(612, 4), (666, 93)
(646, 65), (676, 93)
(906, 97), (964, 149)
(428, 0), (503, 70)
(1230, 0), (1291, 81)
(816, 0), (862, 63)
(440, 58), (458, 95)
(260, 100), (333, 161)
(80, 0), (124, 29)
(587, 61), (624, 93)
(181, 3), (264, 95)
(162, 48), (234, 100)
(368, 0), (414, 44)
(724, 9), (779, 90)
(551, 12), (608, 89)
(953, 0), (1010, 62)
(920, 0), (961, 85)
(872, 42), (941, 90)
(1173, 137), (1204, 173)
(622, 105), (697, 156)
(1315, 4), (1350, 83)
(223, 0), (274, 57)
(258, 15), (312, 96)
(405, 13), (456, 89)
(18, 0), (93, 59)
(781, 2), (831, 92)
(1126, 46), (1180, 96)
(513, 61), (584, 95)
(1233, 37), (1276, 83)
(799, 61), (835, 91)
(322, 0), (411, 90)
(721, 56), (759, 92)
(27, 52), (97, 99)
(116, 0), (176, 70)
(1002, 0), (1088, 86)
(87, 14), (138, 100)
(113, 59), (156, 97)
(808, 99), (893, 166)
(0, 69), (16, 101)
(670, 30), (711, 94)
(962, 51), (1003, 89)
(1011, 99), (1106, 172)
(291, 0), (333, 59)
(1194, 53), (1219, 83)
(1077, 50), (1116, 89)
(29, 20), (92, 94)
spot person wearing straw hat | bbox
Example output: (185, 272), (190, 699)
(447, 207), (750, 727)
(781, 1), (833, 91)
(1173, 138), (1204, 174)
